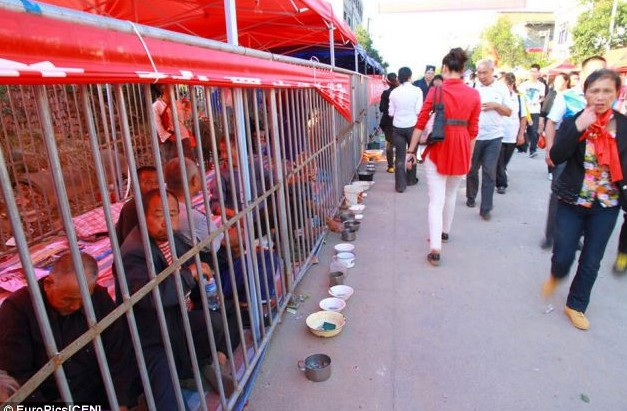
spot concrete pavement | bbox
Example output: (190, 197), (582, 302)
(247, 150), (627, 411)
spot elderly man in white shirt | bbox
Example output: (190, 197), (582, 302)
(466, 59), (512, 221)
(388, 66), (423, 193)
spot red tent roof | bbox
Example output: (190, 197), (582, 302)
(40, 0), (357, 50)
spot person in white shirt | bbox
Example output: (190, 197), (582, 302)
(519, 64), (546, 157)
(496, 72), (527, 194)
(466, 59), (512, 220)
(152, 84), (194, 161)
(388, 67), (423, 192)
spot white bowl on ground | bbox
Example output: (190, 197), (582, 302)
(334, 243), (355, 254)
(319, 297), (347, 312)
(328, 285), (354, 301)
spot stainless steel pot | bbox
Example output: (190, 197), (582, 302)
(298, 353), (331, 382)
(338, 211), (355, 222)
(343, 221), (361, 232)
(341, 229), (356, 241)
(329, 271), (345, 287)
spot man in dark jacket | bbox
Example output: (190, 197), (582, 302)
(379, 72), (399, 173)
(0, 253), (136, 409)
(120, 188), (240, 409)
(413, 65), (436, 101)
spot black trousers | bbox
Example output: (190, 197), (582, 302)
(496, 142), (516, 188)
(392, 126), (418, 192)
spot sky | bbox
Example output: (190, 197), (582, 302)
(362, 0), (577, 75)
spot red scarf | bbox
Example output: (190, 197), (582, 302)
(580, 109), (622, 182)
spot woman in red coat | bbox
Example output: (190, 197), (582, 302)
(407, 48), (481, 266)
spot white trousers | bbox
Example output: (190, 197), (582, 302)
(424, 157), (464, 251)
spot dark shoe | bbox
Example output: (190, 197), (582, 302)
(496, 186), (506, 194)
(407, 178), (419, 186)
(427, 252), (441, 266)
(480, 210), (491, 221)
(540, 238), (553, 250)
(441, 233), (449, 243)
(466, 198), (476, 208)
(396, 188), (405, 193)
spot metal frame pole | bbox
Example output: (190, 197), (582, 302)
(35, 86), (120, 409)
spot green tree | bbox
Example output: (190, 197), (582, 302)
(571, 0), (627, 63)
(355, 26), (388, 70)
(479, 16), (528, 68)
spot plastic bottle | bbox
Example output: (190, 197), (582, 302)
(204, 278), (220, 311)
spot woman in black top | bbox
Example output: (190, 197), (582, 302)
(542, 69), (626, 330)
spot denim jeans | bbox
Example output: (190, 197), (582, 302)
(392, 126), (418, 192)
(544, 163), (566, 244)
(466, 137), (502, 214)
(551, 201), (619, 312)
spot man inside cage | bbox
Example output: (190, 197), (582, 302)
(0, 252), (137, 409)
(119, 188), (240, 408)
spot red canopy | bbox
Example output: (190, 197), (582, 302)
(40, 0), (357, 50)
(0, 7), (352, 120)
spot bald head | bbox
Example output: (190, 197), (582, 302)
(45, 252), (98, 316)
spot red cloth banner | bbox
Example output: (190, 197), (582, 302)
(367, 75), (387, 106)
(0, 9), (352, 119)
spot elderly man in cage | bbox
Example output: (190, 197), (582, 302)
(209, 135), (275, 239)
(164, 157), (278, 310)
(119, 188), (240, 409)
(0, 252), (137, 409)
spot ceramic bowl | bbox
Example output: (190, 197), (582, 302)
(334, 243), (355, 254)
(328, 285), (354, 301)
(319, 297), (347, 312)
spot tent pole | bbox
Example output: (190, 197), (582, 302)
(224, 0), (262, 340)
(224, 0), (238, 46)
(329, 23), (335, 68)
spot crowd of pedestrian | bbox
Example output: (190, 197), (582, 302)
(380, 50), (626, 331)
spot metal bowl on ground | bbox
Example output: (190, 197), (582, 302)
(343, 221), (360, 232)
(338, 211), (355, 222)
(357, 171), (374, 181)
(341, 229), (356, 241)
(306, 311), (346, 337)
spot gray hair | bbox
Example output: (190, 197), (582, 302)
(476, 59), (494, 70)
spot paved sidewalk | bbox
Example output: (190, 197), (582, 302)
(247, 151), (627, 411)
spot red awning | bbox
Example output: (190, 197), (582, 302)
(543, 59), (577, 75)
(0, 7), (352, 119)
(39, 0), (357, 50)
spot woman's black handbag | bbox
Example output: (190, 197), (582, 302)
(427, 86), (445, 144)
